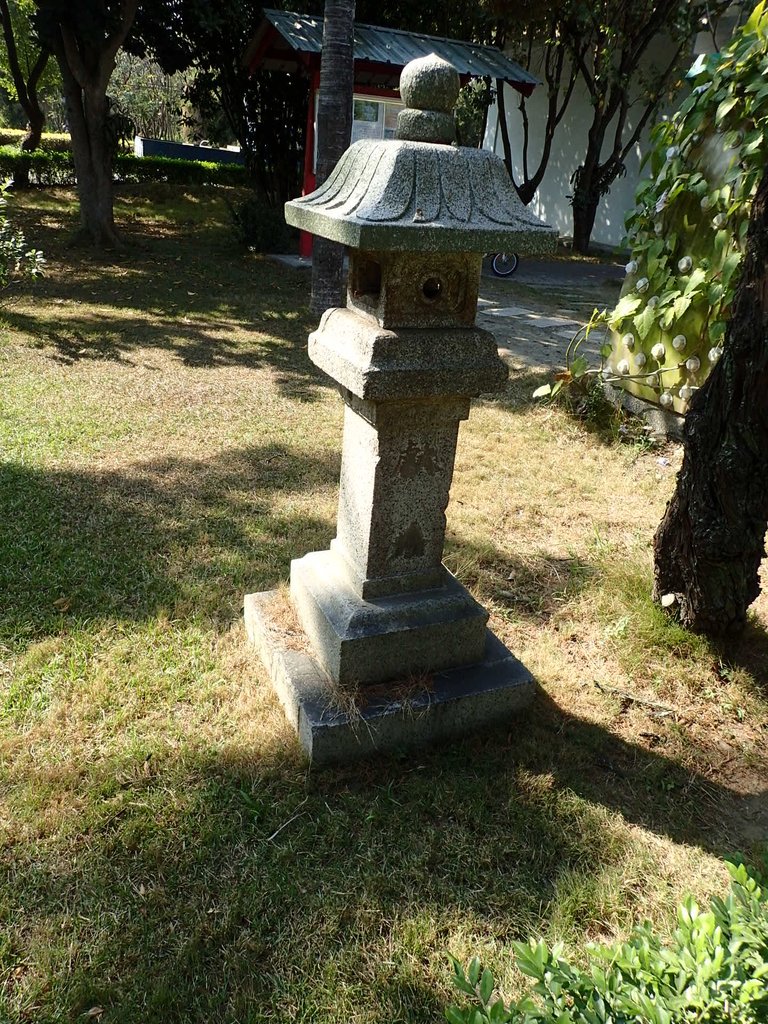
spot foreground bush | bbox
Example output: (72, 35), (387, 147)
(448, 860), (768, 1024)
(0, 181), (44, 289)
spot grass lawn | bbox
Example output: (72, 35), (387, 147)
(1, 184), (766, 1024)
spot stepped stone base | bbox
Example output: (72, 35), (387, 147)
(244, 590), (536, 765)
(290, 549), (488, 685)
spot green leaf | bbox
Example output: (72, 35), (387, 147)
(715, 97), (738, 123)
(467, 958), (481, 987)
(633, 305), (656, 341)
(721, 251), (743, 289)
(479, 968), (494, 1005)
(709, 320), (727, 342)
(684, 267), (707, 295)
(609, 295), (642, 324)
(453, 977), (478, 997)
(445, 1007), (469, 1024)
(744, 1), (766, 34)
(570, 355), (589, 378)
(488, 999), (512, 1023)
(532, 384), (553, 399)
(673, 294), (692, 321)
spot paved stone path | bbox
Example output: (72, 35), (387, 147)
(478, 260), (623, 372)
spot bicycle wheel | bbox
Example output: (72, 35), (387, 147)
(492, 252), (519, 277)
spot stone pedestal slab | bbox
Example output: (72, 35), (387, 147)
(244, 590), (535, 765)
(290, 550), (487, 686)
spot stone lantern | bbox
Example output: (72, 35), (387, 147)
(245, 54), (557, 763)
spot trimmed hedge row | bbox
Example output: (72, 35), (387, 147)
(0, 147), (247, 187)
(0, 129), (71, 152)
(115, 154), (246, 186)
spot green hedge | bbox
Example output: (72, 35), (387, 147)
(0, 146), (73, 185)
(0, 129), (71, 152)
(115, 154), (246, 186)
(0, 147), (247, 187)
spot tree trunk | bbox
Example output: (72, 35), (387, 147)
(17, 85), (45, 188)
(20, 101), (44, 153)
(571, 187), (599, 255)
(495, 78), (515, 184)
(570, 139), (602, 254)
(59, 60), (120, 247)
(310, 0), (355, 316)
(0, 0), (49, 187)
(653, 167), (768, 637)
(41, 0), (138, 247)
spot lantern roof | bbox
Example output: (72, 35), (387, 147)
(284, 54), (557, 255)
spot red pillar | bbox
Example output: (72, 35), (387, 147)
(299, 70), (320, 259)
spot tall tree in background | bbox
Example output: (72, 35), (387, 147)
(109, 50), (185, 142)
(310, 0), (355, 315)
(0, 0), (50, 155)
(563, 0), (720, 254)
(653, 165), (768, 638)
(34, 0), (142, 245)
(494, 2), (581, 206)
(137, 0), (308, 206)
(493, 1), (737, 252)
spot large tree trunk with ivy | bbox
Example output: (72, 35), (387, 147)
(653, 167), (768, 637)
(310, 0), (355, 316)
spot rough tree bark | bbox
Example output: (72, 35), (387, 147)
(42, 0), (139, 246)
(653, 166), (768, 637)
(310, 0), (355, 316)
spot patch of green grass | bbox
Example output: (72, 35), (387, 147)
(0, 185), (764, 1024)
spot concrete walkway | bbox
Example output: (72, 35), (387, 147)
(478, 258), (623, 371)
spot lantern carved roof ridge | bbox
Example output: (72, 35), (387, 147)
(285, 53), (557, 255)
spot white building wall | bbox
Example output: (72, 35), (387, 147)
(483, 42), (679, 249)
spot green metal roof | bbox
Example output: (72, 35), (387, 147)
(256, 9), (538, 91)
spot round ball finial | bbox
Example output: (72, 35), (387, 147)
(400, 54), (460, 112)
(396, 53), (459, 145)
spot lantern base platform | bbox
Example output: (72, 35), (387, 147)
(244, 590), (535, 766)
(289, 549), (489, 685)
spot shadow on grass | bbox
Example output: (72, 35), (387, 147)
(713, 615), (768, 692)
(0, 442), (338, 647)
(445, 537), (594, 624)
(1, 689), (761, 1023)
(3, 202), (326, 400)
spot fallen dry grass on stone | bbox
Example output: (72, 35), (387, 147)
(0, 185), (765, 1024)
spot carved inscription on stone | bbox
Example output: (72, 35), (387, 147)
(396, 440), (443, 478)
(391, 521), (426, 559)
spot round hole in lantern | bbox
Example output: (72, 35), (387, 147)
(421, 277), (442, 302)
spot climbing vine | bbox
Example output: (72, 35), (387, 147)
(544, 4), (768, 412)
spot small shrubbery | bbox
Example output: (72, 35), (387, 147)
(226, 194), (292, 252)
(115, 154), (246, 187)
(0, 128), (72, 152)
(0, 147), (246, 188)
(0, 147), (74, 186)
(448, 859), (768, 1024)
(0, 180), (44, 290)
